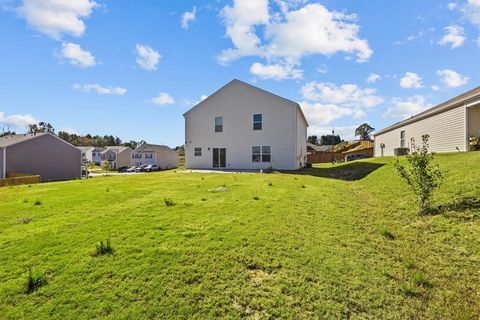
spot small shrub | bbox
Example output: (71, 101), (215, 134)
(380, 228), (395, 240)
(201, 198), (207, 201)
(34, 199), (42, 206)
(26, 267), (47, 294)
(164, 197), (175, 207)
(93, 234), (113, 256)
(268, 182), (273, 186)
(394, 134), (447, 215)
(253, 196), (260, 200)
(411, 272), (432, 288)
(301, 185), (306, 189)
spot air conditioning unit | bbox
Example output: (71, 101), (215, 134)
(394, 148), (409, 156)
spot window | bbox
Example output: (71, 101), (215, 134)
(400, 130), (406, 148)
(133, 154), (141, 159)
(145, 153), (153, 159)
(252, 146), (261, 162)
(194, 147), (202, 156)
(215, 117), (223, 132)
(253, 114), (262, 130)
(410, 137), (416, 151)
(262, 146), (271, 162)
(252, 145), (271, 162)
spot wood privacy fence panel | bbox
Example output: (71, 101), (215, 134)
(307, 148), (374, 163)
(0, 175), (41, 187)
(6, 172), (34, 178)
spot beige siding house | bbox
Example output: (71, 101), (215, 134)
(100, 146), (132, 169)
(132, 144), (179, 168)
(184, 79), (308, 170)
(0, 133), (81, 181)
(374, 86), (480, 157)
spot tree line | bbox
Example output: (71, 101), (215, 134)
(307, 123), (375, 145)
(0, 122), (145, 149)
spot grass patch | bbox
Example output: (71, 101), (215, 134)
(93, 234), (113, 256)
(0, 152), (479, 318)
(163, 197), (175, 207)
(33, 199), (42, 206)
(380, 228), (395, 240)
(25, 268), (47, 294)
(411, 272), (433, 288)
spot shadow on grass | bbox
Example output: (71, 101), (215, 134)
(429, 196), (480, 218)
(289, 162), (385, 181)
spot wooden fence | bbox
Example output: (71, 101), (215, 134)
(307, 147), (374, 164)
(0, 172), (41, 187)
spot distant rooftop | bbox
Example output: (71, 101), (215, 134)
(0, 133), (47, 147)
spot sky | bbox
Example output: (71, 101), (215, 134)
(0, 0), (479, 147)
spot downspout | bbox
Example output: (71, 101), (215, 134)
(2, 147), (6, 179)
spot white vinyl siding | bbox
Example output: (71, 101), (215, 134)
(468, 105), (480, 136)
(374, 104), (467, 156)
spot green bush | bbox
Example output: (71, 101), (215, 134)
(94, 234), (113, 256)
(26, 267), (47, 294)
(394, 134), (447, 215)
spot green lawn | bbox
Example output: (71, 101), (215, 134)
(1, 152), (479, 319)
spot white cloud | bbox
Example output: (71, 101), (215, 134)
(73, 83), (127, 95)
(301, 82), (384, 108)
(448, 2), (458, 10)
(181, 6), (197, 29)
(300, 101), (365, 126)
(0, 112), (38, 129)
(400, 72), (423, 89)
(249, 62), (303, 80)
(184, 94), (208, 107)
(431, 85), (440, 91)
(17, 0), (97, 39)
(366, 73), (381, 83)
(437, 25), (465, 48)
(150, 92), (175, 105)
(59, 127), (79, 135)
(436, 69), (469, 88)
(384, 95), (432, 119)
(463, 0), (480, 26)
(218, 1), (372, 65)
(58, 42), (96, 68)
(394, 31), (427, 45)
(317, 64), (328, 74)
(135, 44), (161, 71)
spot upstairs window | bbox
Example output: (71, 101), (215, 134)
(253, 114), (262, 130)
(133, 154), (141, 159)
(400, 130), (406, 148)
(215, 117), (223, 132)
(194, 148), (202, 156)
(145, 153), (153, 159)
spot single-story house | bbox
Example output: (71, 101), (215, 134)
(132, 143), (179, 169)
(307, 142), (334, 153)
(184, 79), (308, 170)
(0, 133), (81, 181)
(100, 146), (132, 169)
(374, 86), (480, 157)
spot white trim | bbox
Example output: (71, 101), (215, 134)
(465, 103), (469, 152)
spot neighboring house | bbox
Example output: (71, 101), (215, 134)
(78, 147), (106, 165)
(374, 86), (480, 157)
(78, 146), (94, 164)
(184, 79), (308, 170)
(132, 143), (179, 169)
(307, 142), (333, 153)
(100, 146), (132, 169)
(0, 133), (81, 181)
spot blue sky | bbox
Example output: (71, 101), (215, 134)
(0, 0), (479, 147)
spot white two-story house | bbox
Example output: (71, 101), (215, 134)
(184, 79), (308, 170)
(78, 146), (105, 165)
(132, 143), (179, 169)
